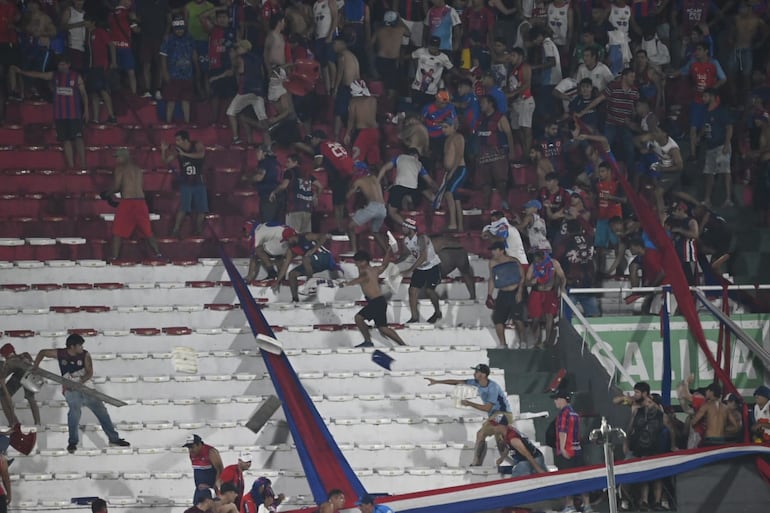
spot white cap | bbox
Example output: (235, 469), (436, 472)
(238, 451), (253, 463)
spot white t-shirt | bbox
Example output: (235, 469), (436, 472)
(542, 37), (562, 86)
(547, 2), (570, 46)
(393, 154), (426, 189)
(411, 47), (453, 95)
(404, 234), (442, 270)
(313, 0), (333, 38)
(252, 223), (289, 257)
(484, 217), (528, 264)
(651, 137), (680, 169)
(554, 77), (577, 111)
(576, 62), (615, 92)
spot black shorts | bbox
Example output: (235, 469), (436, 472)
(388, 185), (421, 209)
(210, 70), (236, 98)
(86, 67), (109, 93)
(492, 289), (525, 325)
(0, 43), (20, 68)
(410, 264), (441, 289)
(555, 452), (585, 470)
(334, 85), (351, 119)
(438, 247), (470, 276)
(329, 176), (350, 206)
(375, 56), (399, 91)
(358, 295), (388, 327)
(55, 119), (84, 142)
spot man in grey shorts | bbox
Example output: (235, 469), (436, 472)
(432, 235), (476, 300)
(347, 166), (388, 254)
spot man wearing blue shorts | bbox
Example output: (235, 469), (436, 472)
(161, 130), (209, 238)
(437, 119), (468, 231)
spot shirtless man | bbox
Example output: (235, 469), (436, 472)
(345, 79), (380, 166)
(332, 36), (360, 139)
(264, 14), (287, 68)
(318, 489), (346, 513)
(431, 235), (476, 300)
(729, 3), (768, 105)
(529, 145), (554, 190)
(347, 167), (388, 254)
(439, 119), (467, 232)
(690, 382), (739, 446)
(487, 241), (525, 348)
(526, 247), (565, 348)
(343, 249), (407, 347)
(101, 149), (162, 261)
(372, 11), (409, 103)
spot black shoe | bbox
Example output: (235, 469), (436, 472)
(6, 458), (14, 467)
(109, 438), (130, 447)
(406, 317), (419, 323)
(67, 444), (77, 454)
(106, 116), (117, 124)
(331, 229), (346, 236)
(652, 503), (668, 511)
(355, 341), (374, 348)
(427, 311), (442, 323)
(639, 502), (649, 512)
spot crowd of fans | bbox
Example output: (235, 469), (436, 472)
(2, 0), (767, 317)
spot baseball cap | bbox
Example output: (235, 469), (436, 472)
(429, 36), (441, 47)
(194, 489), (220, 503)
(488, 241), (506, 251)
(238, 451), (253, 463)
(171, 16), (186, 28)
(472, 363), (490, 375)
(436, 90), (450, 102)
(550, 389), (571, 401)
(356, 494), (376, 506)
(281, 227), (297, 241)
(402, 218), (417, 231)
(723, 393), (742, 404)
(384, 10), (398, 25)
(754, 385), (770, 399)
(220, 482), (239, 494)
(182, 434), (203, 448)
(490, 210), (504, 218)
(66, 333), (85, 347)
(0, 343), (15, 358)
(487, 413), (509, 426)
(523, 199), (542, 210)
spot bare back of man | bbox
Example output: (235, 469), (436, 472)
(374, 25), (407, 59)
(432, 235), (475, 299)
(348, 173), (387, 253)
(349, 96), (378, 130)
(117, 162), (145, 199)
(265, 32), (287, 67)
(339, 49), (360, 87)
(286, 4), (313, 37)
(355, 174), (385, 204)
(701, 401), (729, 439)
(734, 10), (763, 49)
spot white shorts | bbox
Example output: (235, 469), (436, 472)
(402, 19), (424, 47)
(510, 96), (535, 129)
(352, 202), (387, 231)
(252, 223), (287, 257)
(703, 146), (731, 175)
(226, 93), (267, 120)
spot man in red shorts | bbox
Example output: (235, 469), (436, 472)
(101, 148), (162, 261)
(525, 244), (565, 349)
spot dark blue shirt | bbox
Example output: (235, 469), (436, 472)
(569, 94), (599, 130)
(703, 104), (731, 150)
(486, 86), (508, 114)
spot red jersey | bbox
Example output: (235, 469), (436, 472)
(461, 7), (495, 46)
(0, 1), (19, 44)
(220, 464), (245, 505)
(88, 27), (111, 69)
(189, 443), (215, 470)
(109, 6), (133, 48)
(240, 493), (259, 513)
(54, 71), (82, 120)
(555, 404), (581, 457)
(509, 63), (532, 99)
(688, 60), (723, 103)
(538, 186), (568, 213)
(318, 141), (354, 177)
(596, 179), (622, 219)
(208, 26), (232, 70)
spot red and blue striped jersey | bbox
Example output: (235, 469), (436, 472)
(54, 71), (82, 121)
(556, 404), (582, 457)
(422, 102), (457, 139)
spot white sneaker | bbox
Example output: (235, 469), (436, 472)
(559, 507), (577, 513)
(141, 92), (152, 98)
(154, 90), (163, 101)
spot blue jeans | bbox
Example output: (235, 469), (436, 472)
(510, 454), (546, 477)
(568, 293), (601, 317)
(64, 389), (120, 445)
(604, 123), (635, 163)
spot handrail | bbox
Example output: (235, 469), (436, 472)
(567, 285), (770, 294)
(561, 293), (636, 387)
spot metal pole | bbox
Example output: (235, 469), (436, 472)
(590, 417), (626, 513)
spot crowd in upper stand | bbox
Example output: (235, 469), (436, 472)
(2, 0), (770, 316)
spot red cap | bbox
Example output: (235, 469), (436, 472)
(0, 343), (15, 358)
(281, 227), (297, 242)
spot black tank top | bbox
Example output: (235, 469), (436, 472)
(178, 142), (205, 185)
